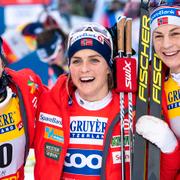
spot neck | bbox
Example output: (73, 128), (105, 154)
(75, 90), (112, 110)
(78, 85), (109, 102)
(171, 72), (180, 84)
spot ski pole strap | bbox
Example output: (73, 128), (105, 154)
(100, 105), (136, 180)
(100, 113), (119, 180)
(9, 77), (30, 165)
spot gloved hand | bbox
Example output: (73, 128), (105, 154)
(136, 115), (178, 153)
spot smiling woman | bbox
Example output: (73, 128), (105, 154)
(34, 22), (136, 180)
(151, 5), (180, 141)
(135, 3), (180, 180)
(69, 49), (110, 101)
(151, 6), (180, 73)
(67, 22), (114, 102)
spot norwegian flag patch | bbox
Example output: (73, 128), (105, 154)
(157, 17), (168, 26)
(80, 38), (93, 46)
(177, 10), (180, 16)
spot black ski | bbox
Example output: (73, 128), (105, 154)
(132, 0), (151, 179)
(148, 49), (163, 180)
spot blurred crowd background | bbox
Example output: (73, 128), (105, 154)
(0, 0), (140, 179)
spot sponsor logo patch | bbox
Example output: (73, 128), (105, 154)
(150, 8), (177, 23)
(111, 135), (130, 148)
(39, 112), (62, 127)
(44, 142), (61, 160)
(70, 116), (107, 145)
(27, 76), (39, 94)
(167, 89), (180, 110)
(0, 125), (15, 134)
(16, 121), (23, 131)
(112, 150), (130, 164)
(44, 126), (64, 143)
(64, 149), (102, 176)
(71, 32), (105, 46)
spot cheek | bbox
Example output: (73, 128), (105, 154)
(153, 37), (160, 51)
(69, 67), (79, 81)
(153, 43), (161, 56)
(98, 69), (109, 81)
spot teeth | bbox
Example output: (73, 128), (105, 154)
(164, 51), (178, 56)
(80, 77), (94, 81)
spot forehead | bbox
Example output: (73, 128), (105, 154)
(72, 49), (102, 57)
(153, 24), (180, 33)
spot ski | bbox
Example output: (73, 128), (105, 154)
(132, 0), (151, 179)
(148, 49), (163, 179)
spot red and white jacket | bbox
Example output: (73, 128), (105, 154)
(0, 68), (45, 180)
(34, 74), (180, 180)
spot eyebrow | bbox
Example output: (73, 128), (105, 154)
(154, 27), (180, 34)
(72, 54), (102, 59)
(170, 27), (180, 32)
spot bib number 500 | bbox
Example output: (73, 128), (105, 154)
(0, 143), (13, 168)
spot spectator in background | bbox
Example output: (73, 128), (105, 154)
(8, 15), (68, 87)
(92, 0), (126, 28)
(21, 22), (45, 52)
(82, 0), (95, 19)
(123, 1), (140, 58)
(59, 0), (72, 28)
(36, 27), (68, 88)
(1, 22), (44, 64)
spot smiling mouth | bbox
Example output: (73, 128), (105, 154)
(80, 77), (95, 83)
(163, 51), (180, 56)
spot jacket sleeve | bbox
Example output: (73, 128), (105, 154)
(160, 144), (180, 180)
(19, 68), (48, 148)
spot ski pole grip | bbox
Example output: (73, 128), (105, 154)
(125, 18), (132, 56)
(117, 16), (126, 55)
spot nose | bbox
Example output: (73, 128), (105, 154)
(80, 61), (90, 73)
(162, 35), (173, 49)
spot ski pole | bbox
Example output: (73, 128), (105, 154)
(125, 18), (134, 180)
(115, 16), (137, 180)
(117, 16), (126, 180)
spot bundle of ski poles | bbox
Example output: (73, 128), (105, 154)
(114, 1), (163, 178)
(114, 16), (137, 180)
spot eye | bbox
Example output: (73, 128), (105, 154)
(170, 32), (180, 37)
(154, 35), (163, 39)
(90, 58), (100, 63)
(71, 58), (81, 64)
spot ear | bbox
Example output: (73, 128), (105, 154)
(106, 67), (111, 75)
